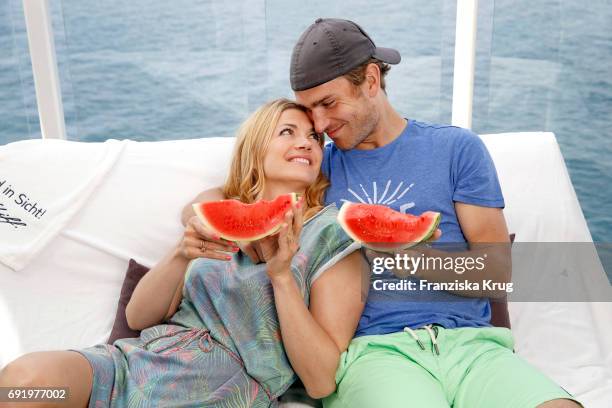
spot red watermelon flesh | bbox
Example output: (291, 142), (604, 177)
(193, 193), (298, 241)
(338, 202), (441, 252)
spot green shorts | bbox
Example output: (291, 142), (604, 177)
(323, 326), (581, 408)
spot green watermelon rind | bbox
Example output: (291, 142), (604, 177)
(193, 192), (298, 242)
(337, 202), (441, 253)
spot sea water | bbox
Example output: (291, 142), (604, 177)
(1, 0), (610, 255)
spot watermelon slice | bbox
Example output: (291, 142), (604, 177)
(337, 202), (441, 252)
(193, 193), (299, 241)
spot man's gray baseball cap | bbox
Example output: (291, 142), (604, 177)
(290, 18), (401, 91)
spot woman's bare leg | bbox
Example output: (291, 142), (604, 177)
(0, 351), (93, 408)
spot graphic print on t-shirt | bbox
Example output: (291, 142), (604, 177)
(341, 180), (416, 213)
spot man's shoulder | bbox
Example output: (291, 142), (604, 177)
(411, 120), (484, 154)
(410, 120), (476, 140)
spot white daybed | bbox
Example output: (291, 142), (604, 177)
(0, 133), (610, 407)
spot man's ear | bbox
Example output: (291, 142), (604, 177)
(364, 63), (381, 97)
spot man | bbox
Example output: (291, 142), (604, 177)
(183, 18), (581, 408)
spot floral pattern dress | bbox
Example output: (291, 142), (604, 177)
(74, 205), (358, 408)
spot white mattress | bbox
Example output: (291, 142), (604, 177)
(1, 133), (610, 407)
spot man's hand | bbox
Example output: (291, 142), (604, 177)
(363, 228), (442, 274)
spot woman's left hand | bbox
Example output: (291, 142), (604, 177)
(266, 200), (303, 280)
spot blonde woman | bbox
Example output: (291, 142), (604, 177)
(0, 99), (365, 407)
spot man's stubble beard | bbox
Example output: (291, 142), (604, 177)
(347, 98), (379, 150)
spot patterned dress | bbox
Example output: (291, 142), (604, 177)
(74, 205), (357, 408)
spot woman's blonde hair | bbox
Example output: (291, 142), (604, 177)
(222, 98), (329, 220)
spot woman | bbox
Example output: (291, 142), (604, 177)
(0, 99), (366, 407)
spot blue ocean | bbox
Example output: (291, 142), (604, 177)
(1, 0), (611, 251)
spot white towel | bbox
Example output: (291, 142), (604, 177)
(0, 139), (126, 271)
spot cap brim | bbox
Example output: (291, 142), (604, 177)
(373, 47), (401, 64)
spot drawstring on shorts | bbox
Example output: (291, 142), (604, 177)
(403, 325), (440, 355)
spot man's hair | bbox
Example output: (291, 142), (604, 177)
(343, 58), (391, 92)
(223, 98), (328, 221)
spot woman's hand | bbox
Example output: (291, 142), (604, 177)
(266, 201), (303, 280)
(179, 215), (239, 261)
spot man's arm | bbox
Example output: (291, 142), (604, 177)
(181, 186), (225, 226)
(455, 203), (510, 244)
(411, 203), (511, 297)
(371, 203), (511, 298)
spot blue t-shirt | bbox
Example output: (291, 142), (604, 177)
(322, 120), (505, 336)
